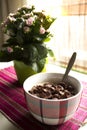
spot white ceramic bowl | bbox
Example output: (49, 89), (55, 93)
(23, 73), (83, 125)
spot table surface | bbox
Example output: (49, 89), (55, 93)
(0, 61), (87, 130)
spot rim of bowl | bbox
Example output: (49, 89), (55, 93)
(23, 72), (83, 102)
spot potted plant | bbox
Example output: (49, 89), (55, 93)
(0, 5), (55, 84)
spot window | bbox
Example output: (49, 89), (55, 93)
(53, 0), (87, 74)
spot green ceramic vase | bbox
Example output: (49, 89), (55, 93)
(14, 60), (46, 85)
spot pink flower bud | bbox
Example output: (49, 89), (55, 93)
(26, 17), (34, 26)
(23, 26), (30, 33)
(39, 27), (45, 34)
(7, 47), (13, 53)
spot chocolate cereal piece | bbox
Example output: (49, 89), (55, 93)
(29, 82), (76, 99)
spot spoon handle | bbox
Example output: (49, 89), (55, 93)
(62, 52), (77, 82)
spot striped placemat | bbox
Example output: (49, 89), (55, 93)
(0, 66), (87, 130)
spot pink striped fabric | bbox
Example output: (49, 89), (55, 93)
(0, 66), (87, 130)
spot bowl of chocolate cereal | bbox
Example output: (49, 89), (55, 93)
(23, 72), (83, 125)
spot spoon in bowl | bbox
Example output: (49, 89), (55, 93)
(62, 52), (77, 82)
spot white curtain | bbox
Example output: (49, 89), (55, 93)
(53, 0), (87, 73)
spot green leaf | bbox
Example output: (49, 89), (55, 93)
(31, 58), (46, 72)
(43, 37), (51, 42)
(48, 49), (54, 57)
(23, 44), (38, 63)
(4, 38), (18, 46)
(34, 44), (48, 60)
(37, 58), (46, 72)
(43, 16), (56, 30)
(16, 31), (23, 44)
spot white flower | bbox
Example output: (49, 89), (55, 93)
(8, 16), (16, 22)
(9, 13), (14, 17)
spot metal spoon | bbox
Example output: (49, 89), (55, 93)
(62, 52), (77, 82)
